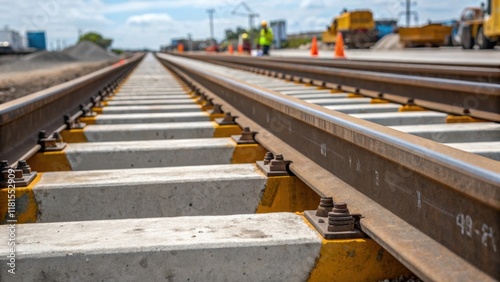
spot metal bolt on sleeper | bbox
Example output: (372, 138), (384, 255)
(216, 112), (238, 125)
(232, 127), (258, 144)
(210, 104), (224, 114)
(263, 152), (274, 165)
(257, 153), (291, 176)
(64, 114), (86, 129)
(304, 200), (365, 239)
(316, 197), (334, 217)
(38, 130), (67, 152)
(0, 159), (37, 188)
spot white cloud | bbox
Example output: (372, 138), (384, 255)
(299, 0), (326, 9)
(126, 13), (174, 27)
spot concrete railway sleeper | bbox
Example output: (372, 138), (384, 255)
(0, 54), (419, 281)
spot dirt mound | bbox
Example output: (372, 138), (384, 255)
(372, 34), (404, 50)
(62, 41), (117, 62)
(20, 50), (77, 63)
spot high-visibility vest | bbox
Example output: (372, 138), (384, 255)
(259, 27), (274, 46)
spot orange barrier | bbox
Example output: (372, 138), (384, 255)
(237, 44), (243, 54)
(228, 45), (234, 54)
(178, 43), (184, 53)
(310, 36), (318, 56)
(334, 32), (345, 59)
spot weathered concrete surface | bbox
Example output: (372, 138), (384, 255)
(445, 142), (500, 161)
(108, 94), (190, 100)
(33, 164), (267, 222)
(83, 122), (217, 141)
(351, 112), (448, 126)
(390, 122), (500, 143)
(65, 138), (236, 170)
(0, 213), (321, 281)
(105, 98), (195, 106)
(91, 112), (210, 124)
(99, 104), (201, 114)
(325, 103), (401, 114)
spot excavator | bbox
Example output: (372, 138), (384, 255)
(456, 0), (499, 49)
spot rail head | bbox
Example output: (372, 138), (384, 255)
(156, 53), (500, 280)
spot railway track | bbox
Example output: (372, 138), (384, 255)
(0, 53), (498, 281)
(175, 53), (500, 122)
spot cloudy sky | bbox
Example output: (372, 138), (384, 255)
(1, 0), (480, 50)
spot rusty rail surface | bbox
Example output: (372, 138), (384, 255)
(0, 54), (145, 163)
(173, 53), (500, 122)
(156, 53), (500, 281)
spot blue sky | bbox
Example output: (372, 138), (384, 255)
(0, 0), (481, 50)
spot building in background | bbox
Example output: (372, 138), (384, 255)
(27, 31), (47, 50)
(270, 20), (287, 48)
(0, 26), (23, 53)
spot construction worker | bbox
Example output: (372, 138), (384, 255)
(241, 33), (252, 54)
(259, 20), (274, 55)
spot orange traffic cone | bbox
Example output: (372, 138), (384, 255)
(310, 36), (318, 56)
(228, 45), (234, 54)
(237, 44), (243, 54)
(334, 32), (345, 59)
(177, 43), (184, 53)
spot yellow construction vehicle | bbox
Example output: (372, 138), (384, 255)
(322, 10), (378, 49)
(398, 24), (453, 47)
(457, 0), (499, 49)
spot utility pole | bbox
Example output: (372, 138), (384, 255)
(207, 9), (215, 45)
(405, 0), (411, 27)
(188, 33), (193, 52)
(399, 0), (418, 27)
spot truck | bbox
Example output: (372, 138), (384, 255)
(398, 23), (453, 47)
(322, 10), (378, 49)
(457, 0), (499, 49)
(0, 29), (23, 54)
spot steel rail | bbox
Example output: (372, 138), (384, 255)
(156, 53), (500, 280)
(243, 56), (500, 83)
(174, 54), (500, 122)
(0, 54), (145, 163)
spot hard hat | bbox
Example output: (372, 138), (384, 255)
(242, 33), (248, 39)
(261, 20), (267, 26)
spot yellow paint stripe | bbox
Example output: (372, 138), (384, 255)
(347, 93), (364, 98)
(1, 174), (42, 224)
(399, 105), (427, 112)
(213, 124), (242, 137)
(92, 107), (103, 114)
(446, 115), (487, 123)
(79, 116), (97, 125)
(256, 176), (319, 213)
(101, 101), (109, 106)
(60, 129), (88, 143)
(27, 151), (71, 172)
(330, 89), (343, 94)
(370, 98), (390, 104)
(231, 143), (267, 164)
(299, 214), (412, 282)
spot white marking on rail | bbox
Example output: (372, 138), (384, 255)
(321, 144), (327, 157)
